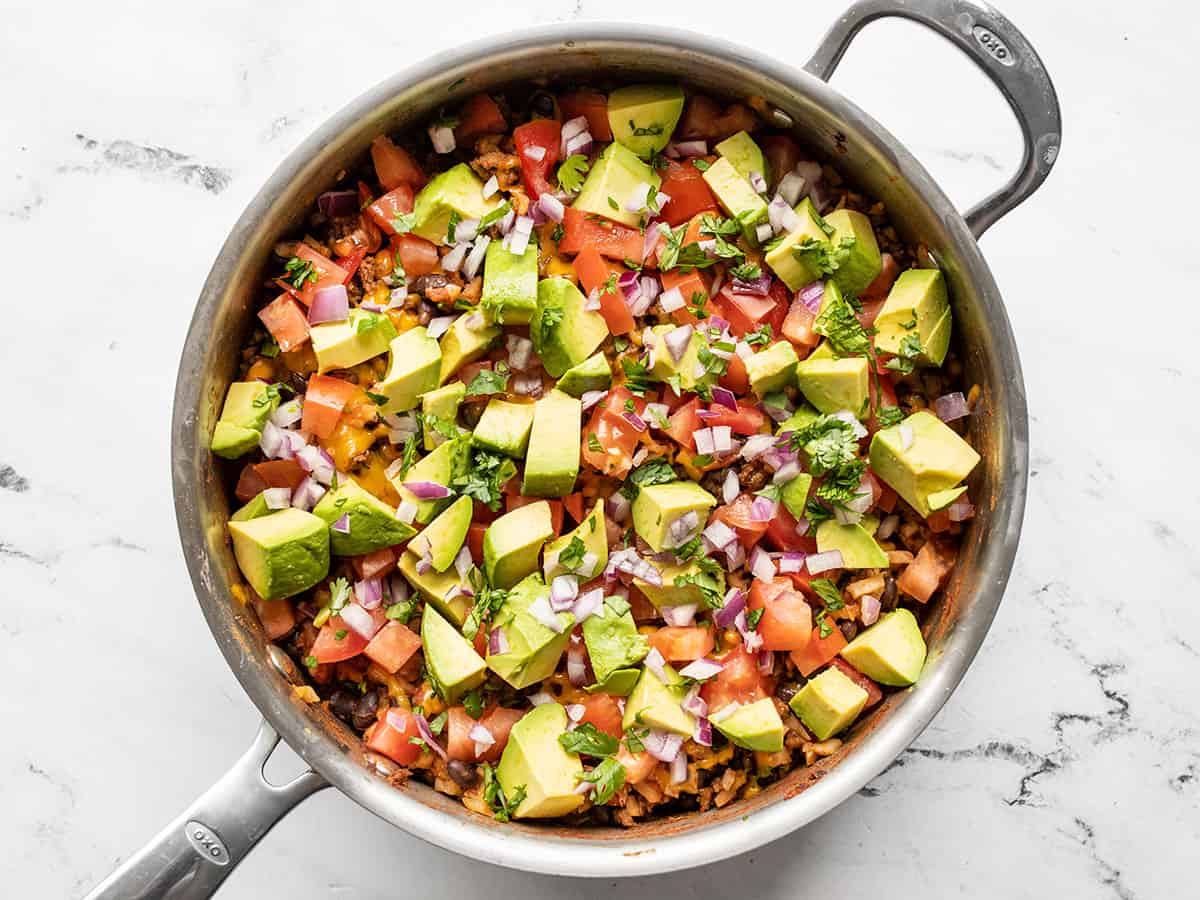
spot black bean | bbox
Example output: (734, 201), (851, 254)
(447, 759), (478, 787)
(775, 682), (800, 703)
(529, 92), (556, 118)
(839, 620), (858, 642)
(351, 690), (380, 731)
(881, 576), (898, 611)
(417, 300), (436, 326)
(329, 689), (356, 724)
(412, 274), (450, 295)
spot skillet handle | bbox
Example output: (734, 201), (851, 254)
(804, 0), (1061, 238)
(82, 720), (326, 900)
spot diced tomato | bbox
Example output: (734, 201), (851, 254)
(446, 706), (524, 762)
(626, 586), (658, 623)
(660, 266), (710, 326)
(301, 374), (362, 440)
(364, 621), (422, 673)
(709, 493), (770, 549)
(559, 207), (645, 261)
(719, 352), (749, 395)
(926, 509), (952, 533)
(581, 387), (645, 478)
(252, 594), (295, 640)
(897, 540), (957, 603)
(703, 399), (766, 436)
(370, 135), (426, 191)
(789, 623), (847, 677)
(782, 294), (821, 350)
(392, 234), (440, 277)
(857, 297), (886, 331)
(762, 507), (819, 554)
(334, 247), (368, 284)
(558, 90), (612, 141)
(367, 185), (416, 235)
(506, 493), (564, 535)
(513, 119), (561, 198)
(761, 136), (802, 189)
(366, 708), (421, 765)
(875, 481), (898, 514)
(863, 252), (899, 299)
(748, 577), (813, 652)
(720, 287), (778, 338)
(676, 95), (723, 141)
(764, 279), (793, 336)
(648, 625), (715, 662)
(563, 492), (586, 525)
(830, 657), (883, 708)
(664, 397), (701, 449)
(467, 522), (488, 562)
(280, 244), (348, 307)
(616, 745), (658, 785)
(352, 547), (398, 580)
(659, 159), (720, 226)
(234, 459), (307, 503)
(312, 610), (386, 664)
(455, 93), (507, 144)
(578, 694), (624, 739)
(258, 294), (311, 352)
(573, 245), (635, 334)
(701, 644), (766, 712)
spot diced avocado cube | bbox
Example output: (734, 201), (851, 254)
(869, 410), (979, 517)
(473, 398), (535, 459)
(211, 381), (278, 459)
(410, 494), (472, 572)
(312, 478), (416, 556)
(556, 352), (612, 397)
(388, 435), (469, 524)
(763, 198), (830, 291)
(585, 668), (641, 697)
(715, 130), (768, 184)
(486, 574), (574, 689)
(483, 500), (555, 589)
(228, 508), (330, 601)
(823, 209), (882, 297)
(927, 485), (969, 512)
(841, 608), (927, 686)
(873, 269), (952, 367)
(775, 403), (820, 436)
(522, 390), (582, 497)
(544, 499), (608, 581)
(573, 142), (661, 228)
(712, 697), (785, 752)
(702, 157), (768, 240)
(744, 340), (799, 397)
(622, 663), (695, 736)
(648, 324), (707, 392)
(481, 241), (538, 325)
(631, 481), (716, 552)
(634, 559), (724, 609)
(420, 381), (465, 451)
(230, 492), (273, 522)
(410, 163), (501, 245)
(420, 605), (486, 703)
(815, 519), (888, 569)
(310, 310), (397, 375)
(531, 278), (609, 378)
(795, 356), (870, 415)
(373, 326), (441, 415)
(438, 313), (501, 385)
(496, 702), (584, 819)
(606, 84), (685, 159)
(780, 473), (813, 520)
(788, 666), (868, 740)
(581, 597), (649, 687)
(398, 548), (471, 625)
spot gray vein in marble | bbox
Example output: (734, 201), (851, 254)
(0, 464), (30, 492)
(1169, 764), (1195, 793)
(1068, 818), (1135, 900)
(0, 542), (48, 567)
(860, 740), (1061, 806)
(62, 134), (231, 194)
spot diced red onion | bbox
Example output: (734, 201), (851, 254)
(453, 545), (473, 579)
(702, 519), (737, 550)
(511, 372), (544, 397)
(641, 225), (661, 263)
(773, 460), (801, 484)
(395, 500), (418, 524)
(414, 712), (448, 758)
(709, 702), (741, 724)
(290, 477), (325, 511)
(308, 285), (349, 325)
(606, 491), (630, 523)
(755, 222), (774, 243)
(722, 470), (740, 504)
(861, 594), (882, 627)
(506, 334), (534, 371)
(799, 281), (825, 312)
(661, 603), (697, 627)
(644, 647), (667, 682)
(693, 717), (713, 747)
(935, 392), (971, 423)
(441, 241), (469, 276)
(331, 514), (351, 534)
(694, 427), (715, 456)
(572, 588), (604, 623)
(794, 517), (810, 536)
(757, 650), (775, 675)
(462, 235), (490, 280)
(670, 750), (688, 784)
(734, 609), (763, 652)
(262, 486), (292, 510)
(876, 514), (900, 540)
(948, 495), (975, 522)
(668, 140), (707, 158)
(528, 594), (566, 633)
(709, 386), (738, 412)
(668, 511), (699, 548)
(659, 327), (691, 366)
(763, 397), (794, 423)
(468, 723), (496, 759)
(579, 389), (608, 413)
(711, 426), (733, 454)
(806, 549), (844, 574)
(566, 642), (589, 686)
(524, 145), (546, 162)
(340, 602), (381, 640)
(426, 315), (456, 340)
(488, 627), (509, 656)
(643, 729), (684, 763)
(354, 577), (383, 609)
(532, 193), (565, 225)
(428, 125), (455, 154)
(317, 190), (359, 219)
(455, 218), (480, 243)
(482, 175), (500, 199)
(529, 691), (555, 707)
(749, 496), (777, 523)
(550, 575), (580, 611)
(679, 658), (723, 682)
(776, 170), (807, 207)
(658, 287), (685, 313)
(768, 195), (802, 234)
(749, 545), (776, 582)
(561, 115), (588, 143)
(415, 546), (432, 575)
(731, 275), (771, 297)
(402, 481), (450, 500)
(741, 433), (776, 461)
(564, 132), (593, 157)
(622, 411), (647, 432)
(270, 398), (303, 429)
(625, 182), (653, 213)
(714, 588), (745, 628)
(777, 551), (806, 574)
(749, 171), (768, 194)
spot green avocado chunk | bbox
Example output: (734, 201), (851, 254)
(631, 481), (716, 552)
(794, 355), (870, 415)
(228, 508), (330, 601)
(397, 548), (471, 625)
(780, 473), (813, 520)
(868, 410), (980, 517)
(438, 312), (501, 385)
(544, 499), (608, 581)
(522, 390), (582, 498)
(702, 157), (768, 240)
(230, 492), (273, 523)
(763, 198), (830, 291)
(531, 278), (609, 378)
(816, 519), (888, 569)
(410, 163), (501, 245)
(648, 324), (708, 392)
(410, 494), (472, 572)
(310, 310), (397, 375)
(481, 241), (538, 325)
(312, 478), (416, 556)
(472, 398), (535, 459)
(873, 269), (952, 367)
(483, 500), (555, 589)
(788, 666), (868, 740)
(496, 702), (584, 819)
(712, 697), (785, 752)
(582, 596), (649, 687)
(486, 574), (574, 689)
(388, 435), (470, 524)
(374, 326), (441, 415)
(634, 559), (725, 609)
(823, 209), (882, 297)
(211, 382), (278, 459)
(715, 130), (768, 184)
(622, 663), (696, 736)
(420, 381), (466, 451)
(744, 340), (799, 397)
(573, 142), (661, 228)
(607, 84), (685, 159)
(556, 352), (612, 397)
(775, 403), (820, 436)
(421, 605), (486, 703)
(585, 668), (641, 697)
(841, 608), (927, 687)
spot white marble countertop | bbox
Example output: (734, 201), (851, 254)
(3, 0), (1197, 896)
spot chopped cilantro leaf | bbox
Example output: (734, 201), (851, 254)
(557, 154), (591, 193)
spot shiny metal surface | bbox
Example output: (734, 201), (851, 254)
(90, 1), (1059, 895)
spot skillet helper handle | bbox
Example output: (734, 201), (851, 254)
(805, 0), (1061, 238)
(83, 720), (326, 900)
